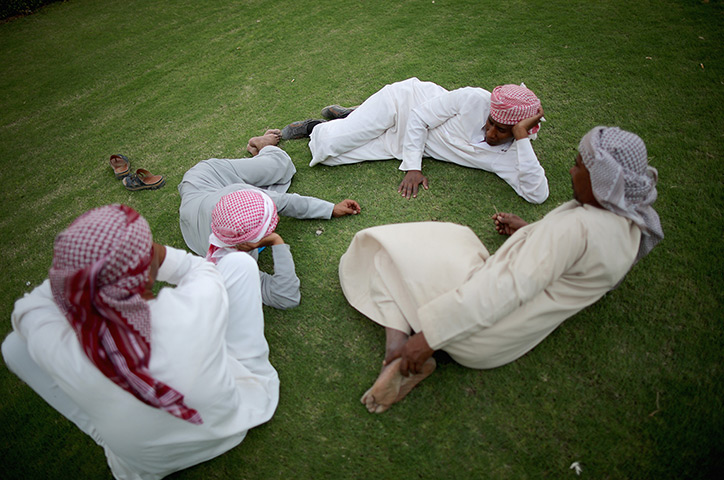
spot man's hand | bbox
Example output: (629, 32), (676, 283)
(491, 212), (529, 235)
(234, 233), (284, 252)
(512, 107), (545, 141)
(332, 199), (361, 217)
(142, 243), (167, 300)
(385, 332), (434, 376)
(398, 170), (429, 199)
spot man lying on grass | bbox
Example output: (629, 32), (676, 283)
(3, 204), (280, 479)
(338, 126), (663, 413)
(281, 77), (547, 203)
(179, 129), (361, 310)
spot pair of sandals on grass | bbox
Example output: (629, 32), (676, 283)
(109, 154), (166, 191)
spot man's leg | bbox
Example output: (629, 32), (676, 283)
(360, 327), (437, 413)
(216, 252), (278, 380)
(308, 84), (399, 166)
(2, 332), (104, 445)
(340, 222), (491, 413)
(225, 146), (297, 193)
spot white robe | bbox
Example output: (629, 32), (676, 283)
(3, 247), (279, 480)
(309, 77), (549, 204)
(339, 201), (640, 369)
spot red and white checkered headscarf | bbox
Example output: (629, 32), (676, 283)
(490, 84), (542, 134)
(207, 190), (279, 263)
(49, 204), (202, 424)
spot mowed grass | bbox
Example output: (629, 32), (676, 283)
(1, 0), (722, 478)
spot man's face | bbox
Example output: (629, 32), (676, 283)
(484, 116), (514, 146)
(570, 153), (599, 206)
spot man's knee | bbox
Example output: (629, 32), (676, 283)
(2, 332), (26, 375)
(217, 252), (260, 286)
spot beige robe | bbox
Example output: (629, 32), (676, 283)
(339, 201), (640, 369)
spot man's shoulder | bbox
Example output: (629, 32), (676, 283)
(454, 86), (491, 99)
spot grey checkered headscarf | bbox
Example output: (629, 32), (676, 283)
(579, 127), (663, 263)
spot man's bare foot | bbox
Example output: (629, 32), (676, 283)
(246, 130), (282, 156)
(360, 357), (436, 413)
(492, 212), (528, 235)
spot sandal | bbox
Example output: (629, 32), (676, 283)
(122, 169), (166, 191)
(109, 154), (131, 179)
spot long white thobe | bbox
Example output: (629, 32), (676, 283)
(339, 201), (640, 369)
(4, 247), (279, 480)
(309, 77), (549, 204)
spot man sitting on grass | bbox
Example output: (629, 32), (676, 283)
(179, 129), (361, 310)
(3, 204), (280, 479)
(338, 126), (663, 413)
(281, 77), (547, 203)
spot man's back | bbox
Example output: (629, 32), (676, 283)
(12, 248), (279, 479)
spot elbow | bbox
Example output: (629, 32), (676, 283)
(273, 292), (301, 310)
(521, 183), (549, 205)
(527, 192), (548, 205)
(266, 282), (301, 310)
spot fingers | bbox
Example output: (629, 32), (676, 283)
(492, 213), (509, 235)
(399, 356), (410, 377)
(398, 178), (427, 198)
(234, 241), (256, 252)
(399, 356), (425, 376)
(399, 182), (412, 199)
(398, 179), (408, 197)
(333, 200), (361, 217)
(346, 199), (361, 213)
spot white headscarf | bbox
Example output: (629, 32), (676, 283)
(579, 126), (663, 262)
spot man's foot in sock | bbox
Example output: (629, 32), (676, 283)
(281, 119), (323, 140)
(321, 105), (356, 120)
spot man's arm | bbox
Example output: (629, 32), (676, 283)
(259, 244), (301, 310)
(237, 234), (302, 310)
(416, 213), (587, 350)
(264, 191), (361, 219)
(398, 88), (476, 198)
(492, 137), (549, 204)
(488, 110), (548, 204)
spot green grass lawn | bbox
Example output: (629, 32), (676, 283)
(1, 0), (722, 478)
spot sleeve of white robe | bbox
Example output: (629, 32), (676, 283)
(493, 138), (549, 204)
(259, 243), (301, 310)
(400, 88), (473, 171)
(416, 212), (587, 349)
(156, 244), (221, 286)
(11, 280), (76, 367)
